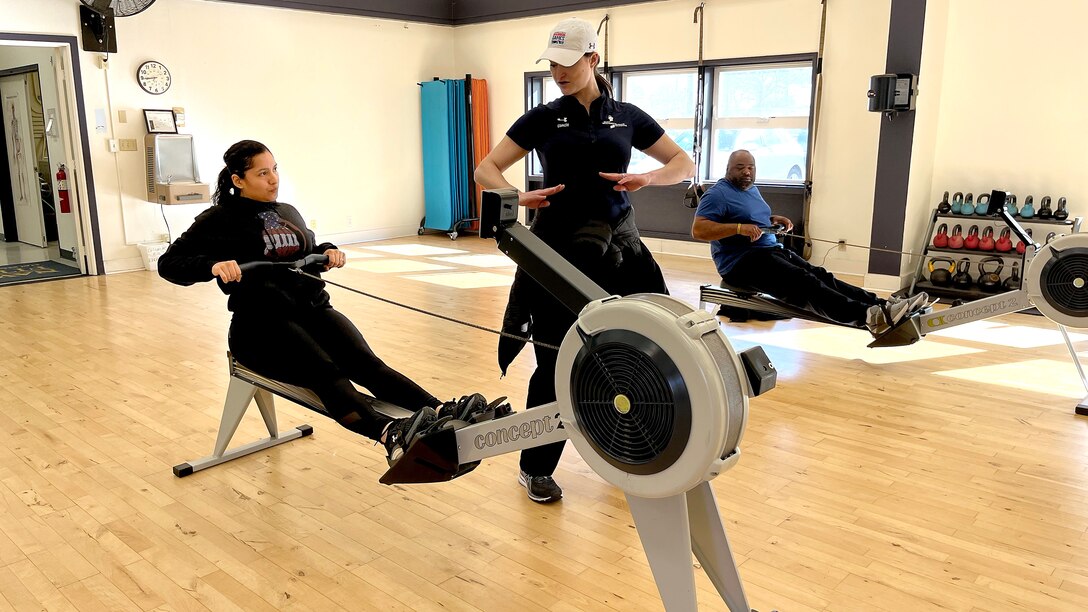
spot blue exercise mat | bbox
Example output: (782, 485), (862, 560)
(421, 79), (469, 232)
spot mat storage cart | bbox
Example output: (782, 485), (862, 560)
(419, 74), (490, 239)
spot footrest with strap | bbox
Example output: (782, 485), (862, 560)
(699, 283), (928, 348)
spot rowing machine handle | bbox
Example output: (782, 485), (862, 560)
(238, 254), (330, 273)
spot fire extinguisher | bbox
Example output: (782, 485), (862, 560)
(57, 164), (70, 214)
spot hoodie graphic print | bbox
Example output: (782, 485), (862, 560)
(259, 209), (304, 260)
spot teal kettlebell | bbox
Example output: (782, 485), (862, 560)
(975, 191), (990, 215)
(1021, 196), (1038, 219)
(950, 192), (964, 215)
(974, 193), (988, 216)
(1004, 193), (1018, 216)
(961, 192), (976, 216)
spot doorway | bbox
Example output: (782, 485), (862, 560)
(0, 34), (104, 278)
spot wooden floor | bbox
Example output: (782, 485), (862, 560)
(2, 233), (1088, 611)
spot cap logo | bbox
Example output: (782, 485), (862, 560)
(551, 31), (566, 45)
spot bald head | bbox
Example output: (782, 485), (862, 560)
(725, 149), (756, 190)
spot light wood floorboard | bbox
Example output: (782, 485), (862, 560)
(1, 233), (1087, 610)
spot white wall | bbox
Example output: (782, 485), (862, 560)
(0, 44), (79, 255)
(2, 0), (456, 272)
(930, 0), (1088, 212)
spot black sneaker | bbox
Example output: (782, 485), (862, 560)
(518, 469), (563, 503)
(437, 394), (487, 421)
(438, 394), (513, 424)
(383, 407), (438, 465)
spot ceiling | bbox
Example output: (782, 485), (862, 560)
(212, 0), (657, 25)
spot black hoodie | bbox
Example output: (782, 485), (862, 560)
(158, 196), (336, 315)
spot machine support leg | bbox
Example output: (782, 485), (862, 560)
(687, 482), (750, 612)
(1058, 324), (1088, 416)
(626, 489), (751, 612)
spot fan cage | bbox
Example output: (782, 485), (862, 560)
(1039, 247), (1088, 318)
(570, 330), (691, 475)
(80, 0), (157, 18)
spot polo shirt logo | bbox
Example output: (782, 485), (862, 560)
(557, 116), (569, 128)
(602, 115), (628, 129)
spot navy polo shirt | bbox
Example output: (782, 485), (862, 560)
(508, 94), (664, 237)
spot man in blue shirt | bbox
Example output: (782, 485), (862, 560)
(692, 150), (925, 335)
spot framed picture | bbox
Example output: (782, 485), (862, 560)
(143, 109), (177, 134)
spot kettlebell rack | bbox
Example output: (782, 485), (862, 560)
(911, 204), (1082, 306)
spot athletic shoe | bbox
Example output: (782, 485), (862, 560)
(437, 394), (487, 422)
(889, 291), (930, 313)
(865, 299), (913, 336)
(383, 407), (438, 465)
(518, 469), (563, 503)
(438, 394), (514, 424)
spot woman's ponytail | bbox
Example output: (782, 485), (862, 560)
(594, 71), (613, 98)
(212, 166), (235, 205)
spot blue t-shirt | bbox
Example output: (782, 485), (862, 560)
(695, 179), (780, 277)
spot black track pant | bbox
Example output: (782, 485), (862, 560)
(723, 247), (881, 325)
(229, 305), (439, 442)
(520, 239), (669, 478)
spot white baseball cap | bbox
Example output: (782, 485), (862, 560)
(537, 18), (598, 67)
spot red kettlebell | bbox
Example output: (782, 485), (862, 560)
(978, 226), (995, 251)
(932, 223), (949, 248)
(964, 225), (980, 250)
(1016, 228), (1033, 254)
(995, 227), (1013, 252)
(948, 224), (965, 249)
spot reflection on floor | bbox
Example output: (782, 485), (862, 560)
(0, 240), (68, 266)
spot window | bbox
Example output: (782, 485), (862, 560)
(524, 55), (815, 186)
(711, 63), (812, 182)
(621, 69), (698, 174)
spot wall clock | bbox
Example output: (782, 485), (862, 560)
(137, 60), (171, 95)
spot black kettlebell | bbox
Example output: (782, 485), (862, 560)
(937, 191), (951, 214)
(1038, 195), (1054, 219)
(1003, 261), (1022, 291)
(928, 257), (955, 287)
(953, 258), (973, 289)
(1055, 196), (1069, 221)
(977, 257), (1004, 293)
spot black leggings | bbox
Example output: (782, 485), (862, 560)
(229, 305), (439, 442)
(520, 239), (669, 477)
(724, 247), (881, 325)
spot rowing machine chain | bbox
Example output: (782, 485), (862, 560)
(296, 270), (561, 351)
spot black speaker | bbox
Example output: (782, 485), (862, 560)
(80, 5), (117, 53)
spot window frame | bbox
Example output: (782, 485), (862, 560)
(523, 52), (818, 189)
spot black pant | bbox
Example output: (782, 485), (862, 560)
(724, 247), (880, 325)
(229, 305), (439, 442)
(520, 238), (669, 477)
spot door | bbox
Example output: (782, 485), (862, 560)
(1, 74), (46, 247)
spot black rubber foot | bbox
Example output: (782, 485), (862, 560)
(173, 463), (194, 478)
(298, 424), (314, 436)
(1076, 406), (1088, 416)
